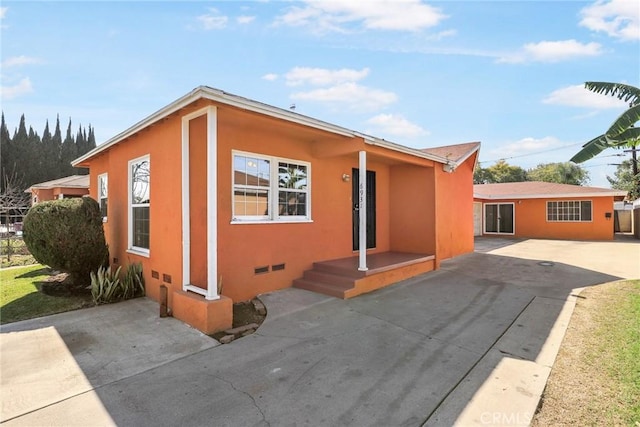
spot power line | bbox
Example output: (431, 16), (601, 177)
(479, 142), (583, 164)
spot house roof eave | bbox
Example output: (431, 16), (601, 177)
(72, 86), (357, 167)
(360, 134), (451, 164)
(474, 191), (628, 200)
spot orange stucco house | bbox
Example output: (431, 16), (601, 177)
(26, 175), (90, 205)
(72, 86), (480, 334)
(473, 181), (627, 240)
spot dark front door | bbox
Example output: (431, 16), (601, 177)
(352, 168), (376, 250)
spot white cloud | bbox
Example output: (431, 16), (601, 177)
(237, 15), (256, 25)
(196, 9), (228, 30)
(285, 67), (369, 86)
(291, 82), (397, 111)
(580, 0), (640, 41)
(275, 0), (447, 33)
(0, 77), (33, 100)
(430, 29), (457, 41)
(367, 113), (428, 138)
(1, 7), (9, 29)
(2, 55), (43, 68)
(543, 84), (630, 109)
(492, 136), (562, 158)
(499, 40), (603, 63)
(262, 73), (278, 81)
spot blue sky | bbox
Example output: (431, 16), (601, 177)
(1, 1), (638, 187)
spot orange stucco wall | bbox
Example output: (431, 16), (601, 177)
(189, 115), (209, 289)
(85, 114), (184, 304)
(31, 187), (89, 204)
(435, 154), (477, 260)
(81, 99), (472, 308)
(389, 165), (435, 255)
(474, 196), (616, 240)
(215, 108), (397, 301)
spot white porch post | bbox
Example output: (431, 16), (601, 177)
(358, 151), (368, 271)
(205, 107), (218, 300)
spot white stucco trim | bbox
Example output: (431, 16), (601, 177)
(181, 106), (220, 301)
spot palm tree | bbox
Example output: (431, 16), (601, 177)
(571, 82), (640, 196)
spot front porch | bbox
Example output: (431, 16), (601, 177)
(293, 252), (436, 299)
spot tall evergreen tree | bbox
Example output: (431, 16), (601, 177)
(74, 124), (88, 175)
(40, 120), (57, 180)
(87, 125), (96, 151)
(11, 115), (30, 186)
(1, 114), (98, 191)
(0, 113), (14, 193)
(52, 115), (63, 178)
(60, 118), (76, 177)
(27, 126), (43, 184)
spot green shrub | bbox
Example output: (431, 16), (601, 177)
(23, 197), (108, 286)
(91, 263), (145, 305)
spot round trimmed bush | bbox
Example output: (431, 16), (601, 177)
(23, 196), (108, 286)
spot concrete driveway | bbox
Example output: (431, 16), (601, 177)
(2, 238), (638, 426)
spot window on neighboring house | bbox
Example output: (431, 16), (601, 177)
(547, 200), (592, 222)
(98, 173), (108, 220)
(232, 151), (310, 222)
(129, 156), (150, 253)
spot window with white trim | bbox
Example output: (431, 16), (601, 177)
(129, 156), (150, 252)
(547, 200), (592, 222)
(232, 151), (310, 222)
(98, 173), (108, 221)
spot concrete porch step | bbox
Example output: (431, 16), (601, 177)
(302, 270), (356, 288)
(292, 278), (352, 299)
(294, 252), (437, 299)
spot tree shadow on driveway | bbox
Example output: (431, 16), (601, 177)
(0, 245), (632, 426)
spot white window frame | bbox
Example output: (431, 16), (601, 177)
(98, 173), (108, 222)
(547, 200), (592, 222)
(231, 150), (312, 223)
(128, 155), (150, 256)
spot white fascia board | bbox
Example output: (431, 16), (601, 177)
(474, 191), (627, 200)
(452, 144), (481, 167)
(359, 134), (450, 165)
(72, 86), (356, 166)
(197, 87), (355, 138)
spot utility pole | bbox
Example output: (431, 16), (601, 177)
(623, 145), (639, 199)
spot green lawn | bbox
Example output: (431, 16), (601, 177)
(608, 280), (640, 423)
(533, 279), (640, 426)
(0, 265), (92, 324)
(1, 237), (36, 268)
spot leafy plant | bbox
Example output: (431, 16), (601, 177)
(91, 263), (145, 305)
(91, 265), (122, 304)
(122, 262), (145, 300)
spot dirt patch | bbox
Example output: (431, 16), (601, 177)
(532, 280), (640, 426)
(36, 271), (92, 298)
(210, 299), (267, 343)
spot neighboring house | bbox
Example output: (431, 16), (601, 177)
(613, 201), (634, 233)
(473, 181), (627, 241)
(26, 175), (90, 205)
(72, 86), (480, 334)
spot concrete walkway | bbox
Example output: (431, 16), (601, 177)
(1, 238), (638, 426)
